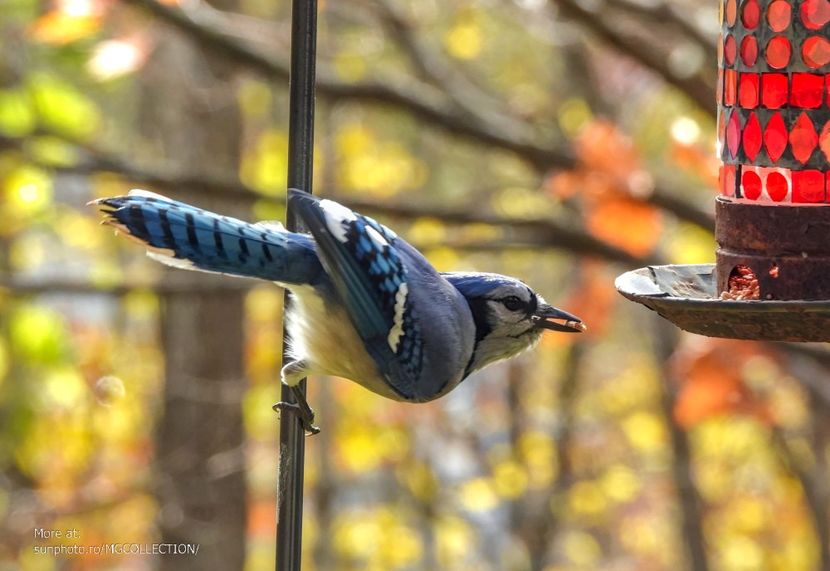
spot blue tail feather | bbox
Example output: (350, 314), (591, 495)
(94, 192), (323, 285)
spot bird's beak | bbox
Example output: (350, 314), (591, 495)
(532, 304), (586, 333)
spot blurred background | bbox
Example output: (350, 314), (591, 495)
(1, 0), (829, 569)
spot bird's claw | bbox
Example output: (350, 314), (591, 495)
(273, 401), (321, 436)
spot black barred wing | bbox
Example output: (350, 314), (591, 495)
(289, 190), (424, 398)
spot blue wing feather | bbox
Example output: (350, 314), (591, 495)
(95, 194), (323, 285)
(289, 190), (424, 398)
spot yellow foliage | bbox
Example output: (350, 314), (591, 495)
(666, 223), (715, 265)
(8, 304), (67, 364)
(561, 530), (601, 567)
(558, 98), (593, 138)
(595, 358), (659, 415)
(492, 459), (528, 499)
(459, 477), (499, 512)
(246, 286), (283, 324)
(333, 508), (422, 568)
(42, 367), (88, 410)
(237, 79), (272, 119)
(336, 124), (427, 195)
(622, 411), (666, 454)
(519, 430), (557, 489)
(568, 480), (607, 517)
(244, 383), (280, 441)
(26, 136), (78, 167)
(240, 129), (289, 194)
(600, 464), (640, 504)
(28, 73), (100, 139)
(492, 187), (555, 219)
(423, 246), (460, 272)
(399, 461), (438, 502)
(619, 516), (663, 555)
(3, 164), (53, 219)
(335, 417), (409, 473)
(123, 289), (159, 320)
(726, 497), (768, 534)
(436, 516), (472, 568)
(0, 88), (35, 136)
(29, 10), (101, 45)
(0, 338), (8, 386)
(445, 16), (483, 60)
(10, 233), (48, 272)
(407, 218), (447, 247)
(333, 52), (368, 82)
(56, 208), (107, 251)
(718, 535), (764, 571)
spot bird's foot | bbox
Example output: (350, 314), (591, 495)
(273, 384), (320, 436)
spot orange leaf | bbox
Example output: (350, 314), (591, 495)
(586, 196), (661, 257)
(672, 339), (773, 427)
(29, 11), (101, 45)
(552, 260), (617, 341)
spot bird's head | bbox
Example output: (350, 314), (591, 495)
(444, 272), (585, 374)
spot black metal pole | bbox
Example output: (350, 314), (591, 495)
(277, 1), (317, 570)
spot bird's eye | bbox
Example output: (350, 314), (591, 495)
(502, 296), (524, 311)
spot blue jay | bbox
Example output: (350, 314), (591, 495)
(93, 189), (585, 432)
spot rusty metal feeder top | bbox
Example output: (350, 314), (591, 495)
(617, 0), (830, 342)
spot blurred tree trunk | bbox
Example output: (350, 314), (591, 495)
(140, 4), (247, 569)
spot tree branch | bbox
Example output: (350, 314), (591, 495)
(604, 0), (716, 55)
(114, 0), (717, 231)
(553, 0), (716, 117)
(1, 133), (647, 266)
(368, 0), (537, 143)
(122, 0), (574, 171)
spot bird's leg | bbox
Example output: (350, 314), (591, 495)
(273, 360), (320, 435)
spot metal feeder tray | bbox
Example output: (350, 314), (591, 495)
(615, 264), (830, 342)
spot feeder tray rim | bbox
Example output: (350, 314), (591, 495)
(616, 264), (830, 342)
(616, 264), (830, 311)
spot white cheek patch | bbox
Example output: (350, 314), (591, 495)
(320, 199), (357, 242)
(387, 282), (408, 352)
(365, 225), (388, 249)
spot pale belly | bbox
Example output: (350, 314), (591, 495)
(284, 286), (404, 401)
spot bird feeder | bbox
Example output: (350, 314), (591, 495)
(616, 0), (830, 342)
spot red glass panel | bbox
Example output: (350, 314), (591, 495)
(739, 73), (760, 108)
(740, 36), (758, 66)
(726, 0), (737, 26)
(721, 164), (737, 196)
(790, 73), (824, 108)
(742, 113), (762, 160)
(718, 110), (727, 153)
(766, 171), (789, 201)
(792, 170), (826, 202)
(764, 112), (788, 162)
(742, 170), (762, 199)
(742, 0), (761, 28)
(765, 36), (792, 69)
(761, 73), (788, 108)
(724, 35), (737, 66)
(789, 112), (819, 164)
(717, 68), (724, 104)
(767, 0), (792, 32)
(802, 36), (830, 68)
(726, 111), (742, 158)
(819, 120), (830, 161)
(725, 69), (738, 106)
(801, 0), (830, 30)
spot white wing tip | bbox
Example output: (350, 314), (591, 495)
(128, 188), (173, 201)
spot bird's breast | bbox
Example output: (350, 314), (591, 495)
(284, 285), (404, 401)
